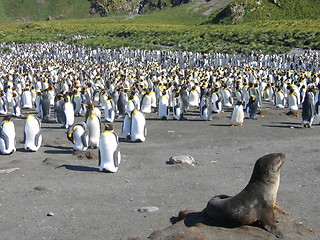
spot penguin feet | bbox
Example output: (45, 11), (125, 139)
(102, 168), (113, 173)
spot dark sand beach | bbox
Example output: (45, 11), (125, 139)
(0, 102), (319, 239)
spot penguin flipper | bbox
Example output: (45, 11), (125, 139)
(23, 130), (26, 145)
(113, 145), (120, 168)
(98, 148), (101, 167)
(108, 109), (112, 119)
(112, 132), (120, 168)
(144, 125), (147, 137)
(61, 106), (67, 125)
(0, 127), (10, 150)
(34, 131), (41, 147)
(81, 128), (89, 148)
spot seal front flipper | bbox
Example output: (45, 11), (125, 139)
(260, 208), (284, 238)
(264, 223), (284, 238)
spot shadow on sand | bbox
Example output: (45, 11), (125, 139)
(57, 164), (99, 172)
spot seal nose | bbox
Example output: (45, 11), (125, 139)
(276, 153), (286, 167)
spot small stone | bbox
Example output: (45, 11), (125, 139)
(138, 207), (159, 213)
(167, 155), (196, 166)
(0, 168), (19, 174)
(47, 212), (55, 217)
(34, 186), (47, 192)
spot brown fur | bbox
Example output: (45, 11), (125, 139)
(205, 153), (286, 238)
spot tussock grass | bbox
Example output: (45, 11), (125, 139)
(0, 1), (319, 53)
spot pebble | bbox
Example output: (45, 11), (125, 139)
(167, 155), (196, 166)
(137, 207), (159, 213)
(47, 212), (55, 217)
(0, 168), (19, 174)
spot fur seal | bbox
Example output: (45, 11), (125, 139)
(205, 153), (285, 238)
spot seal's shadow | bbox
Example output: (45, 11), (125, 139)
(170, 209), (265, 230)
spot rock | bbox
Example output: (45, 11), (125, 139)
(34, 186), (48, 192)
(138, 207), (159, 213)
(210, 2), (246, 24)
(167, 156), (196, 166)
(0, 168), (19, 174)
(47, 212), (55, 217)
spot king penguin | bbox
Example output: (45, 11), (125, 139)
(99, 124), (121, 173)
(122, 112), (131, 140)
(86, 104), (101, 148)
(211, 88), (222, 113)
(40, 91), (51, 121)
(231, 101), (245, 126)
(0, 115), (16, 155)
(23, 114), (42, 152)
(275, 87), (286, 109)
(67, 122), (89, 151)
(173, 92), (182, 120)
(61, 95), (75, 129)
(302, 89), (315, 128)
(130, 109), (146, 142)
(200, 92), (213, 121)
(158, 90), (170, 120)
(140, 90), (152, 114)
(246, 95), (258, 119)
(104, 95), (116, 123)
(287, 88), (299, 111)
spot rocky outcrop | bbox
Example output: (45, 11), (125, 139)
(88, 0), (191, 16)
(210, 2), (246, 24)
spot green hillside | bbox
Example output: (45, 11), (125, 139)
(208, 0), (320, 24)
(0, 0), (320, 54)
(0, 0), (93, 21)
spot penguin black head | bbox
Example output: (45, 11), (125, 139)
(104, 124), (114, 131)
(3, 115), (13, 121)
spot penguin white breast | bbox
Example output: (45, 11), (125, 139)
(0, 121), (16, 154)
(99, 131), (120, 172)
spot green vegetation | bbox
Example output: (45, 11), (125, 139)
(0, 0), (93, 21)
(0, 0), (319, 54)
(208, 0), (320, 24)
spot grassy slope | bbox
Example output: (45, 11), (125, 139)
(209, 0), (320, 24)
(0, 0), (93, 21)
(0, 1), (319, 53)
(242, 0), (320, 21)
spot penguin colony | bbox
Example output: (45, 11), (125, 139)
(0, 42), (320, 172)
